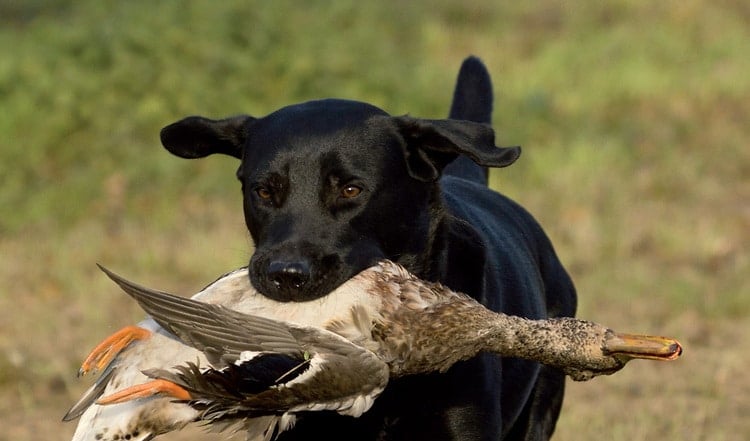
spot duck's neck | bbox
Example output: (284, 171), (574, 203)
(477, 311), (631, 381)
(488, 314), (609, 365)
(386, 303), (621, 381)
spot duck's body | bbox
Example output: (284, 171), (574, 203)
(65, 261), (681, 441)
(65, 266), (390, 441)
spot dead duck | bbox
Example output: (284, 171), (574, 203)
(65, 260), (681, 441)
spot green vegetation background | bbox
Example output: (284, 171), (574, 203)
(1, 1), (747, 439)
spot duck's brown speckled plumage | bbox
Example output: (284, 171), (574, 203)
(66, 260), (681, 441)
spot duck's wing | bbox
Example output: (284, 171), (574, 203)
(97, 265), (390, 418)
(97, 264), (304, 367)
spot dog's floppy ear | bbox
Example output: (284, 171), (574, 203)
(393, 116), (521, 182)
(160, 115), (256, 159)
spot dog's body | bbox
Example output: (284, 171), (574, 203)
(161, 57), (576, 440)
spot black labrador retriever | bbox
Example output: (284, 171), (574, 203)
(159, 56), (577, 440)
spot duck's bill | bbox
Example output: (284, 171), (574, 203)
(603, 332), (683, 361)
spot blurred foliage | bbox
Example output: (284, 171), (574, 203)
(0, 1), (748, 439)
(3, 0), (745, 234)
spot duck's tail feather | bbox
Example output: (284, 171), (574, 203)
(62, 366), (115, 421)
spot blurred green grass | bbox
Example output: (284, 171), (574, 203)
(0, 1), (747, 440)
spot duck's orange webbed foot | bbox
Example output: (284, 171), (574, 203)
(96, 379), (191, 405)
(78, 325), (152, 377)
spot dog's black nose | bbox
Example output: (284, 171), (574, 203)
(267, 260), (311, 291)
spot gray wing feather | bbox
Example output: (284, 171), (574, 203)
(97, 265), (303, 363)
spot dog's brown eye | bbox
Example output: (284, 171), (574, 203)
(256, 187), (272, 200)
(341, 185), (362, 199)
(341, 186), (361, 198)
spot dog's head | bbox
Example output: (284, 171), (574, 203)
(160, 99), (519, 301)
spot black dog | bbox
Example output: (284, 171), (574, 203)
(160, 57), (577, 440)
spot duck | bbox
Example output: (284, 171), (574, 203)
(64, 260), (682, 441)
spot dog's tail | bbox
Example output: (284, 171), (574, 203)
(443, 56), (494, 186)
(448, 56), (493, 124)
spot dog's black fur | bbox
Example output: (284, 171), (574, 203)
(160, 57), (577, 440)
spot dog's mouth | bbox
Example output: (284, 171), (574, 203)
(249, 254), (347, 302)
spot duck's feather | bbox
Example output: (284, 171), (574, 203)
(99, 265), (302, 364)
(62, 367), (116, 421)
